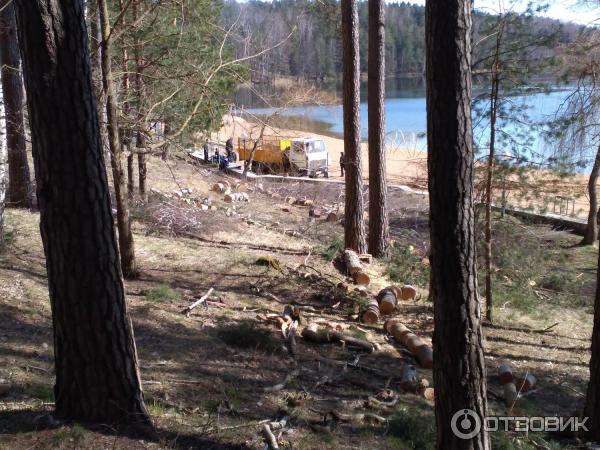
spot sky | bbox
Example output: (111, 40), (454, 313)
(405, 0), (598, 26)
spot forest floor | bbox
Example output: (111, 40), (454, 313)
(0, 154), (597, 449)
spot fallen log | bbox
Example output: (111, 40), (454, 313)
(377, 287), (398, 315)
(343, 249), (370, 285)
(362, 298), (380, 324)
(301, 323), (375, 353)
(384, 319), (433, 369)
(344, 249), (362, 276)
(181, 288), (214, 317)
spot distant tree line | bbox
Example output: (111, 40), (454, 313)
(222, 0), (585, 84)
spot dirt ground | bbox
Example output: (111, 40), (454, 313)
(0, 154), (596, 449)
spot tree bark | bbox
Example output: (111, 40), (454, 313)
(14, 0), (150, 425)
(484, 74), (500, 323)
(133, 0), (147, 202)
(0, 1), (31, 208)
(586, 242), (600, 440)
(98, 0), (137, 278)
(341, 0), (366, 253)
(367, 0), (389, 259)
(0, 79), (6, 243)
(425, 0), (489, 448)
(581, 144), (600, 245)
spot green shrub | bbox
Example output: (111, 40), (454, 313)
(386, 245), (430, 288)
(144, 284), (180, 303)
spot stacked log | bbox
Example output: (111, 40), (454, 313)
(384, 319), (433, 369)
(343, 249), (370, 286)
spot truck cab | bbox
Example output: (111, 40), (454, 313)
(286, 138), (329, 178)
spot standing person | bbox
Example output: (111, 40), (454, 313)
(203, 143), (209, 163)
(213, 148), (220, 164)
(340, 152), (346, 177)
(226, 137), (234, 160)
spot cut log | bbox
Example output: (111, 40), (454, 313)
(420, 387), (435, 401)
(353, 270), (370, 286)
(377, 287), (397, 315)
(359, 254), (373, 264)
(326, 211), (338, 222)
(503, 382), (518, 407)
(343, 249), (362, 276)
(515, 374), (536, 392)
(301, 323), (375, 353)
(362, 299), (380, 324)
(262, 424), (279, 450)
(498, 364), (514, 385)
(399, 364), (417, 391)
(284, 196), (296, 204)
(384, 319), (433, 369)
(401, 285), (417, 300)
(224, 192), (250, 203)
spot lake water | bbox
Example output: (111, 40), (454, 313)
(243, 81), (575, 166)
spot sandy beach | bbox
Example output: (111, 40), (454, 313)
(208, 114), (592, 220)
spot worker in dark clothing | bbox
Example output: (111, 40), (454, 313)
(340, 152), (345, 177)
(225, 138), (234, 160)
(203, 143), (209, 162)
(213, 148), (220, 164)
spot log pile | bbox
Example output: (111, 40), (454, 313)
(343, 249), (370, 286)
(361, 286), (400, 323)
(496, 364), (536, 408)
(224, 192), (250, 203)
(384, 319), (433, 369)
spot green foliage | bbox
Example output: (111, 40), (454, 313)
(318, 237), (344, 260)
(114, 0), (245, 142)
(144, 284), (180, 303)
(476, 214), (596, 315)
(387, 408), (436, 450)
(386, 245), (430, 288)
(222, 1), (579, 84)
(27, 383), (54, 402)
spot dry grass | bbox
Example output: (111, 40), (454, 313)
(0, 155), (596, 449)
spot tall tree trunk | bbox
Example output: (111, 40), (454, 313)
(14, 0), (150, 425)
(581, 144), (600, 245)
(425, 0), (489, 448)
(133, 0), (147, 202)
(0, 77), (6, 243)
(119, 0), (134, 200)
(98, 0), (137, 278)
(484, 74), (499, 323)
(368, 0), (389, 259)
(0, 1), (31, 208)
(586, 241), (600, 440)
(341, 0), (366, 253)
